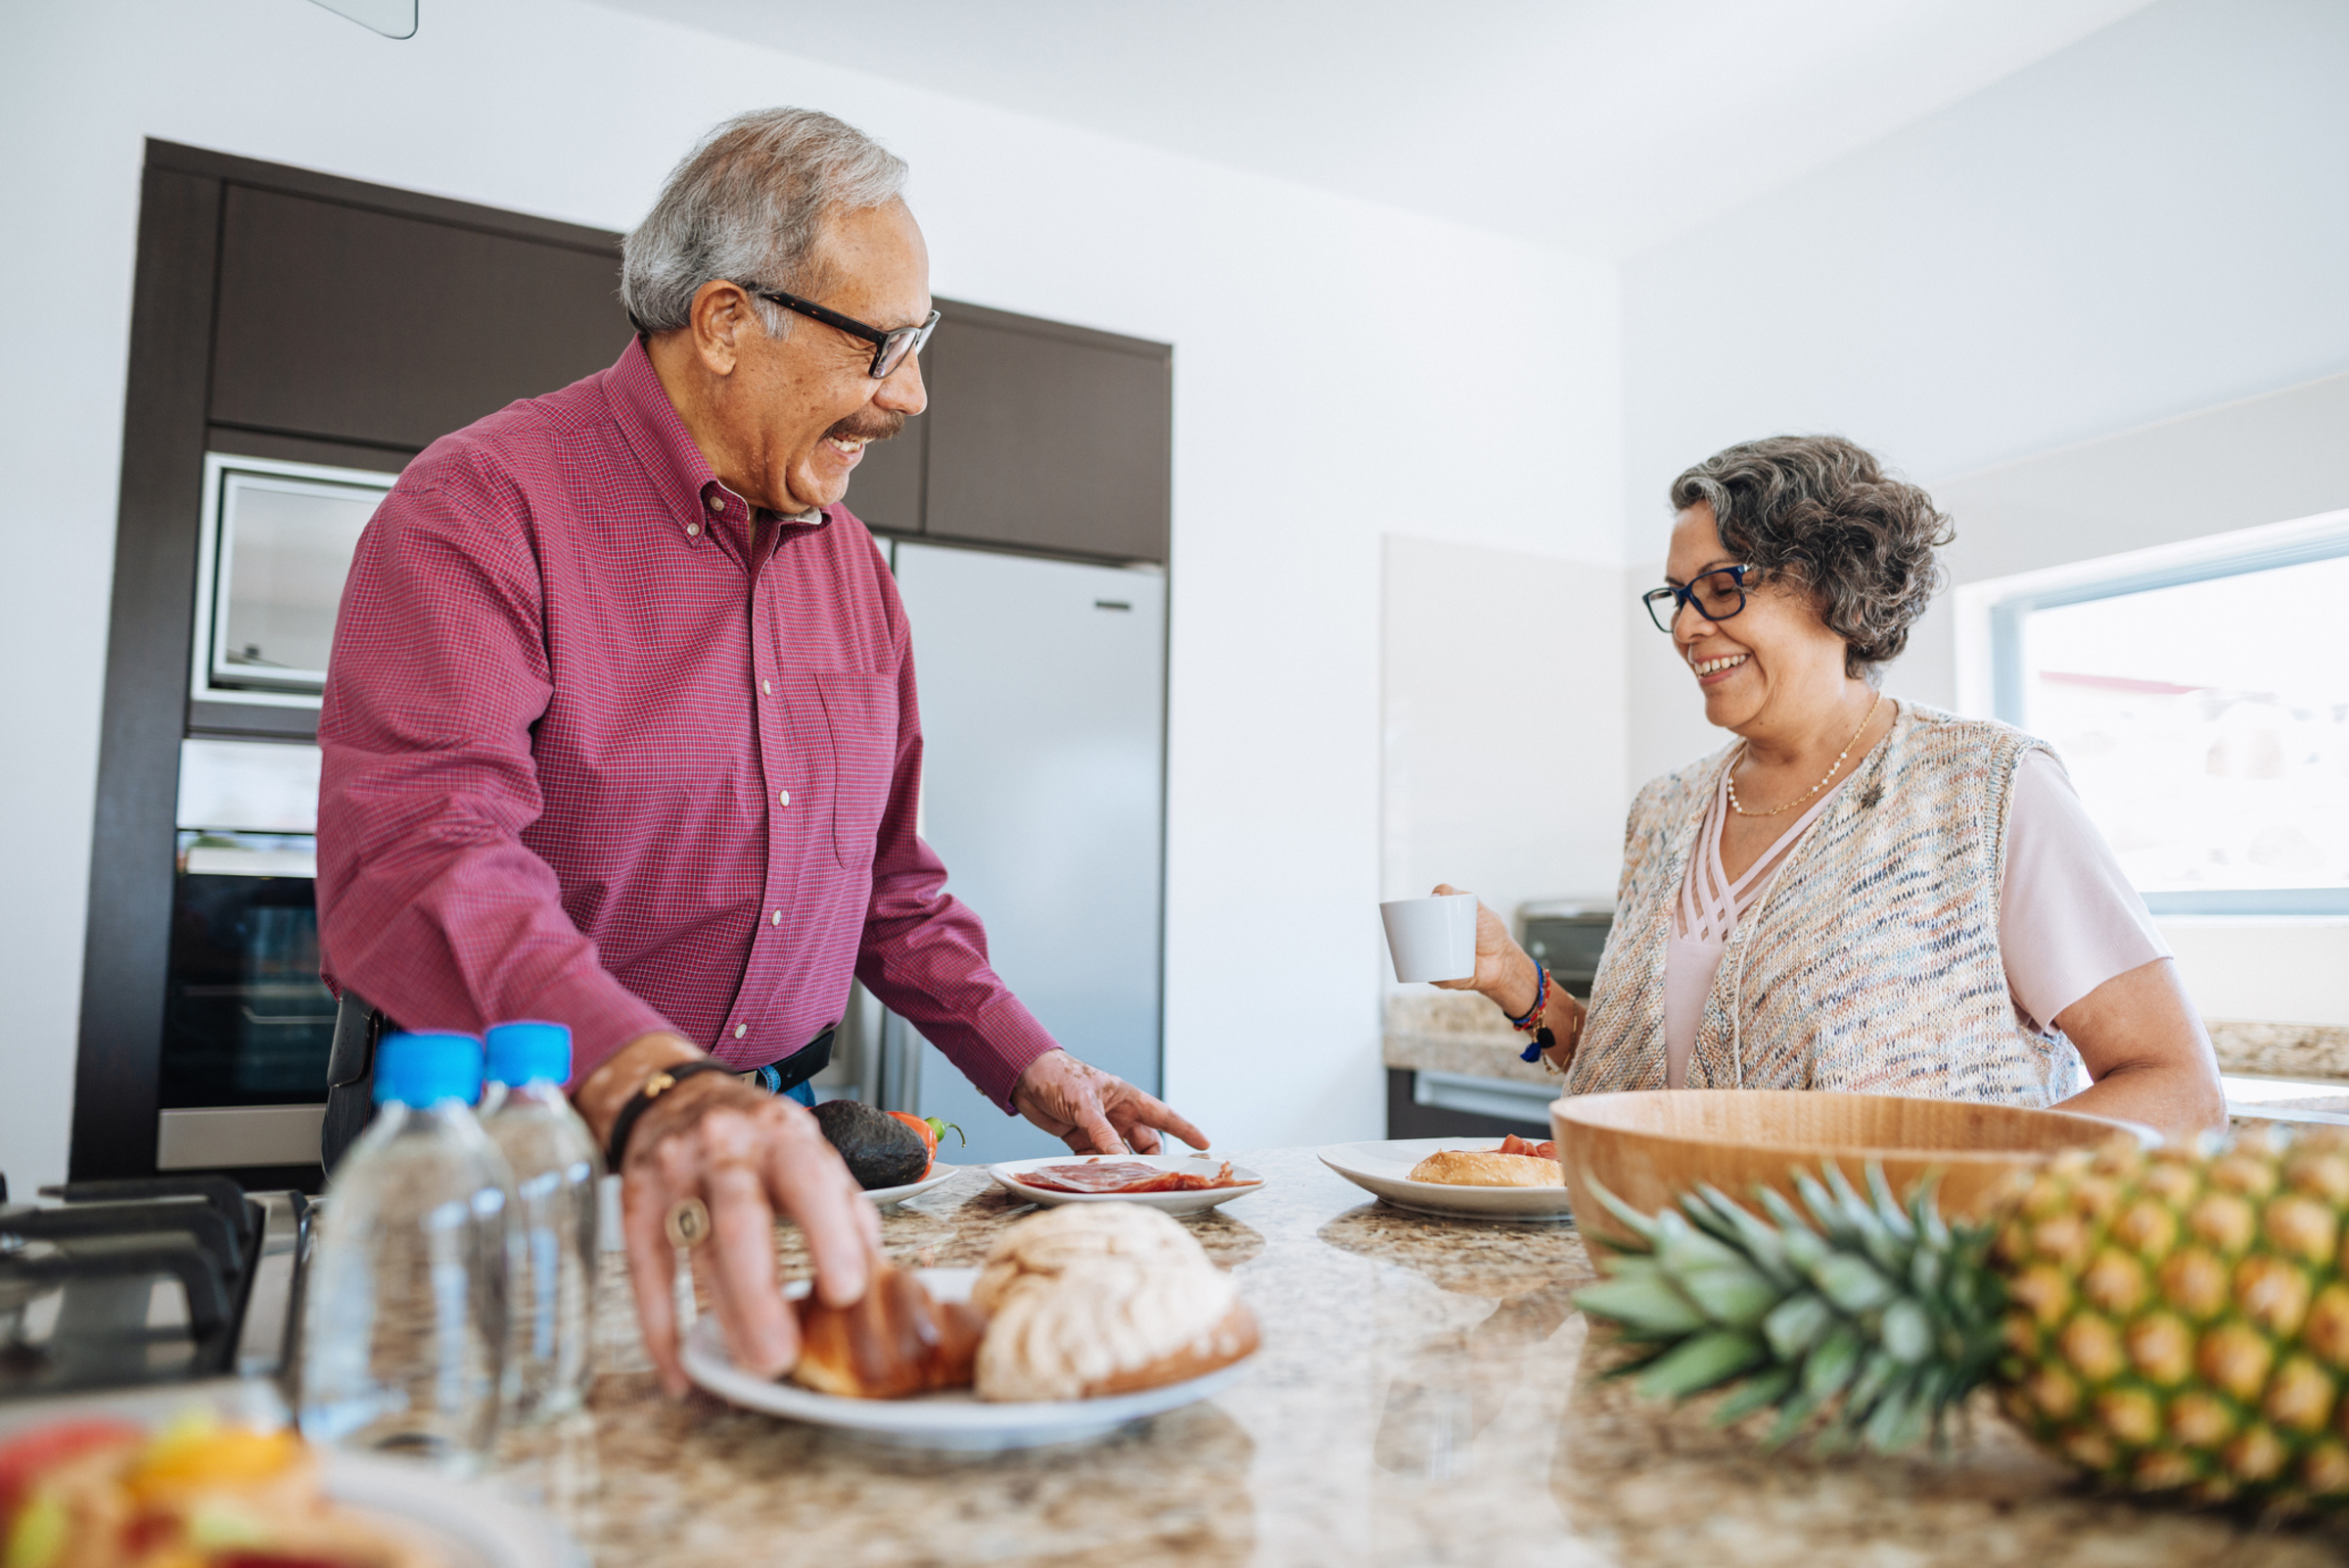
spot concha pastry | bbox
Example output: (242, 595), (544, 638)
(972, 1202), (1258, 1401)
(1405, 1149), (1564, 1187)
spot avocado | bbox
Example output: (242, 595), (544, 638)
(810, 1100), (930, 1190)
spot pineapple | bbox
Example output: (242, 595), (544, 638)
(1573, 1125), (2349, 1509)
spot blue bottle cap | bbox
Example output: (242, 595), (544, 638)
(484, 1020), (573, 1086)
(373, 1031), (485, 1107)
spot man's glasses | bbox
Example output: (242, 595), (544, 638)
(740, 284), (940, 379)
(1641, 565), (1753, 633)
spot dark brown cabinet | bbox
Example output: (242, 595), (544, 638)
(210, 186), (632, 451)
(920, 303), (1172, 564)
(811, 301), (1173, 565)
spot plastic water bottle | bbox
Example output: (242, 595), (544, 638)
(299, 1031), (513, 1474)
(480, 1020), (601, 1420)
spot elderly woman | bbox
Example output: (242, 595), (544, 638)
(1440, 436), (2225, 1134)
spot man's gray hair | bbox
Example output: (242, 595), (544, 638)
(621, 108), (908, 337)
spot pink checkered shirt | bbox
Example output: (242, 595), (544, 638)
(315, 338), (1059, 1106)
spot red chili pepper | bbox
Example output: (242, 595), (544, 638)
(885, 1112), (965, 1178)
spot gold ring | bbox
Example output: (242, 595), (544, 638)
(665, 1195), (713, 1249)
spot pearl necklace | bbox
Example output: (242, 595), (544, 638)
(1727, 691), (1884, 818)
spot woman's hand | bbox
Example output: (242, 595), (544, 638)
(1427, 884), (1540, 1016)
(576, 1033), (882, 1398)
(1013, 1049), (1210, 1155)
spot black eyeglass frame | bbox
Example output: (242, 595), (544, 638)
(1641, 564), (1756, 633)
(739, 283), (940, 379)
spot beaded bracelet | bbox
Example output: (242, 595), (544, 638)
(1509, 961), (1551, 1062)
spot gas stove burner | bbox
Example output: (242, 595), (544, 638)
(0, 1176), (305, 1399)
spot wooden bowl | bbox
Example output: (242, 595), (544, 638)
(1549, 1089), (2143, 1247)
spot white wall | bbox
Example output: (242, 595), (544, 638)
(0, 0), (1620, 1186)
(1379, 537), (1628, 947)
(1621, 0), (2349, 563)
(1615, 0), (2349, 1023)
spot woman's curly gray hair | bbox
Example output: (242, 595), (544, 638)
(1669, 436), (1952, 680)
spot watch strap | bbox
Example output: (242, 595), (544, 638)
(605, 1059), (735, 1172)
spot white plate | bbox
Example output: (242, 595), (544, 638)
(985, 1154), (1267, 1216)
(325, 1451), (585, 1568)
(680, 1268), (1254, 1451)
(1318, 1137), (1575, 1222)
(861, 1162), (962, 1208)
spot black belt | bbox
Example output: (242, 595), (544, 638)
(741, 1027), (835, 1095)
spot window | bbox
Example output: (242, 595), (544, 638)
(1959, 510), (2349, 916)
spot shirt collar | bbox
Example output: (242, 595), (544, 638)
(603, 337), (835, 545)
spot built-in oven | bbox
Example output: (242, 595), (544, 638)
(161, 740), (335, 1172)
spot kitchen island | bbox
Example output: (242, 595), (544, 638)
(498, 1146), (2349, 1566)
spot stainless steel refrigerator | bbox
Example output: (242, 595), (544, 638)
(863, 540), (1169, 1165)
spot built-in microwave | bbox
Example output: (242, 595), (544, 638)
(191, 452), (392, 710)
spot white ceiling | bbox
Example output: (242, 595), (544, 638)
(591, 0), (2156, 258)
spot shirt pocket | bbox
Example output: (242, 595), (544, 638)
(813, 671), (898, 870)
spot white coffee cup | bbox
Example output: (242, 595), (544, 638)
(1380, 893), (1480, 984)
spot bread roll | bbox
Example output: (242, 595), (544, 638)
(972, 1204), (1258, 1402)
(1405, 1149), (1564, 1187)
(790, 1264), (986, 1399)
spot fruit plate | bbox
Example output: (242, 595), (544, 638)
(0, 1386), (582, 1568)
(985, 1154), (1267, 1216)
(1317, 1138), (1574, 1222)
(860, 1163), (961, 1209)
(680, 1268), (1255, 1451)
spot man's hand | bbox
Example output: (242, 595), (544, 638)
(576, 1033), (881, 1398)
(1011, 1049), (1209, 1156)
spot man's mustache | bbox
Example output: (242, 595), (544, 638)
(827, 408), (905, 444)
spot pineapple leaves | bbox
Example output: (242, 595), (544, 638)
(1576, 1159), (2007, 1457)
(1634, 1329), (1767, 1400)
(1575, 1273), (1709, 1339)
(1763, 1291), (1833, 1360)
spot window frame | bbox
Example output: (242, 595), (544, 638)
(1955, 506), (2349, 918)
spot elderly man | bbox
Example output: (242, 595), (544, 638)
(315, 108), (1204, 1394)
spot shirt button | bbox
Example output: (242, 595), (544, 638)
(760, 678), (772, 696)
(706, 492), (724, 513)
(778, 790), (790, 807)
(770, 910), (783, 926)
(733, 1023), (747, 1039)
(685, 522), (700, 537)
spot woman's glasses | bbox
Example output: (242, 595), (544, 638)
(1641, 565), (1752, 633)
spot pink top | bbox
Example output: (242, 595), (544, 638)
(1662, 741), (2169, 1087)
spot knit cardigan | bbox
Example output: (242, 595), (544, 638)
(1567, 703), (2085, 1107)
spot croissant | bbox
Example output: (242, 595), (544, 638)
(789, 1264), (987, 1399)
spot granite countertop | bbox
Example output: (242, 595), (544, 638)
(1384, 991), (2349, 1091)
(488, 1148), (2349, 1566)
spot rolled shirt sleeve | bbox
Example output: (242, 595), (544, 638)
(2000, 750), (2173, 1034)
